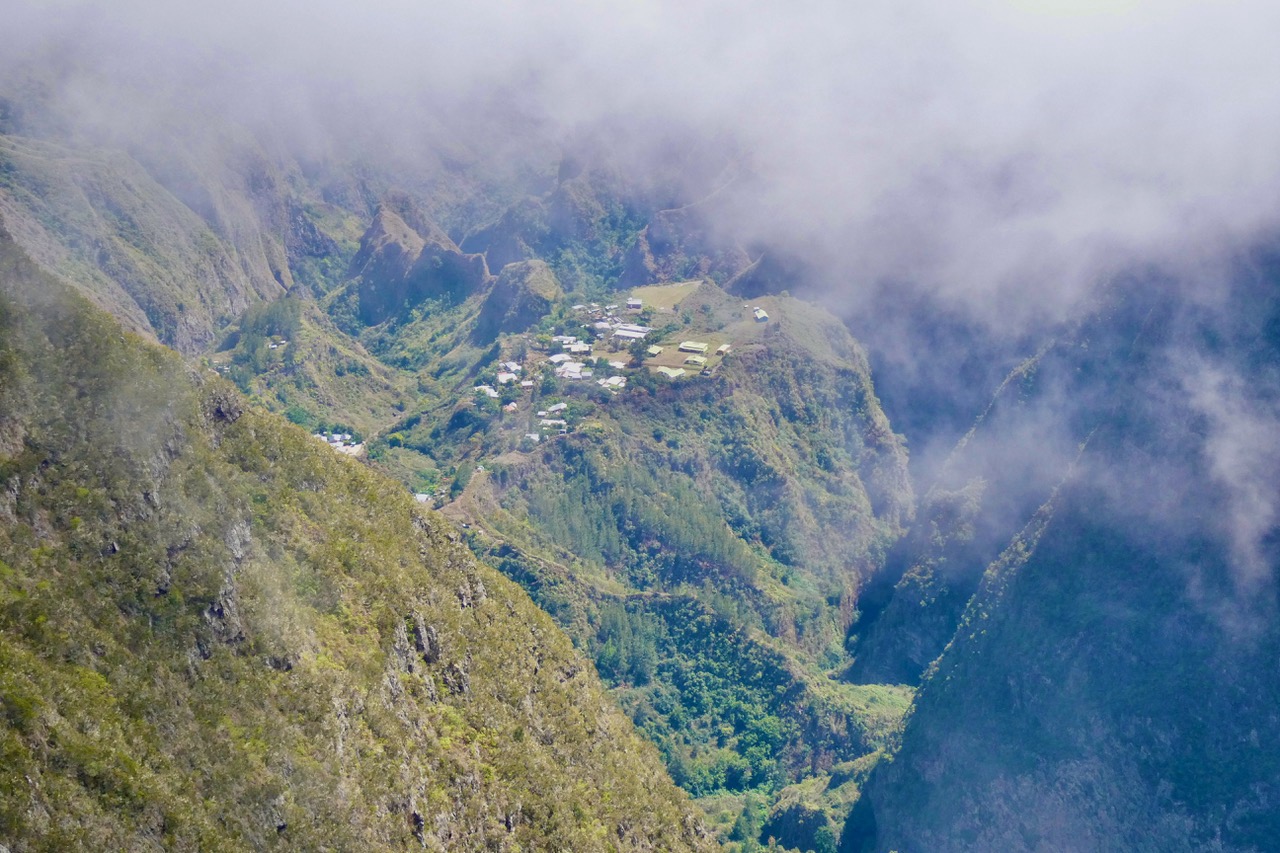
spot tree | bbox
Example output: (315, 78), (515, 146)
(730, 794), (763, 852)
(813, 824), (837, 853)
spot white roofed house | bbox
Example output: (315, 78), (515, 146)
(626, 297), (642, 310)
(678, 341), (709, 353)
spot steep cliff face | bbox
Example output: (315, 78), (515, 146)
(848, 288), (1164, 687)
(845, 270), (1280, 852)
(0, 233), (711, 851)
(0, 133), (288, 352)
(618, 203), (753, 288)
(344, 203), (491, 326)
(852, 481), (1280, 852)
(472, 259), (563, 343)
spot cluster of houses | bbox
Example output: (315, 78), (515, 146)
(313, 430), (363, 456)
(466, 294), (746, 452)
(496, 360), (534, 388)
(551, 335), (593, 356)
(546, 310), (652, 378)
(529, 401), (571, 441)
(570, 299), (654, 345)
(548, 352), (593, 380)
(478, 360), (538, 398)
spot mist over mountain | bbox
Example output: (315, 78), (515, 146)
(3, 2), (1280, 851)
(10, 0), (1280, 457)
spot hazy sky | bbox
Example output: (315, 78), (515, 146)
(10, 0), (1280, 323)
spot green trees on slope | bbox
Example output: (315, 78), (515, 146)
(0, 235), (712, 851)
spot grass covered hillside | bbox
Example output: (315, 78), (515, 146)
(0, 231), (712, 851)
(209, 294), (414, 441)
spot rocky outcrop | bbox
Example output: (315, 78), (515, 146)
(472, 259), (563, 343)
(460, 198), (549, 270)
(619, 205), (752, 288)
(346, 202), (491, 325)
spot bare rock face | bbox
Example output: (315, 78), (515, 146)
(346, 207), (426, 288)
(412, 613), (441, 665)
(203, 386), (243, 426)
(442, 662), (470, 695)
(0, 416), (25, 461)
(203, 520), (252, 648)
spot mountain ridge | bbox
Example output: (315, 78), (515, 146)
(0, 227), (713, 851)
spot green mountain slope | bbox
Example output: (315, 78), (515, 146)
(0, 133), (286, 352)
(210, 295), (413, 440)
(847, 291), (1162, 687)
(355, 277), (917, 847)
(0, 231), (712, 851)
(844, 278), (1280, 852)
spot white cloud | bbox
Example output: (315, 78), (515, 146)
(9, 0), (1280, 321)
